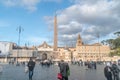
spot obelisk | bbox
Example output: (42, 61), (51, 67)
(54, 15), (58, 51)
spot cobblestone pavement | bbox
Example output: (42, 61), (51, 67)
(0, 64), (106, 80)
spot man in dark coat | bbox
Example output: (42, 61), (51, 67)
(58, 60), (70, 80)
(104, 62), (112, 80)
(27, 58), (35, 80)
(112, 61), (120, 80)
(93, 61), (97, 69)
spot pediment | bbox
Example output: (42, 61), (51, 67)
(38, 41), (52, 48)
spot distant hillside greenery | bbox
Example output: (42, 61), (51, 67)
(101, 31), (120, 56)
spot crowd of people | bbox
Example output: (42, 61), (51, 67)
(25, 58), (70, 80)
(104, 61), (120, 80)
(1, 58), (120, 80)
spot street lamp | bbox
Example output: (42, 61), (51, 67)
(16, 26), (24, 64)
(96, 33), (100, 61)
(71, 51), (73, 62)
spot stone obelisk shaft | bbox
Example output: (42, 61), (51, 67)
(54, 15), (58, 51)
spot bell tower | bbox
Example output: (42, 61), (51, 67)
(76, 34), (83, 46)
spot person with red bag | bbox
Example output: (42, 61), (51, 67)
(58, 60), (70, 80)
(57, 73), (62, 80)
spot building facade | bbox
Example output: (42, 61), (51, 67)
(0, 41), (16, 62)
(73, 34), (110, 61)
(0, 34), (112, 62)
(37, 41), (53, 60)
(0, 41), (14, 55)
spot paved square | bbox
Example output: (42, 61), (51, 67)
(0, 63), (107, 80)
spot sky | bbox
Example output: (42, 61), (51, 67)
(0, 0), (120, 47)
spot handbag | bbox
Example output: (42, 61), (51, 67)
(57, 73), (62, 79)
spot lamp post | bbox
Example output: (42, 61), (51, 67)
(4, 43), (7, 63)
(97, 33), (100, 61)
(84, 45), (86, 62)
(16, 26), (24, 64)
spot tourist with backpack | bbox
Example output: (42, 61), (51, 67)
(58, 60), (70, 80)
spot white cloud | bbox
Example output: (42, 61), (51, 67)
(44, 16), (54, 30)
(1, 0), (40, 12)
(0, 0), (62, 12)
(3, 0), (17, 6)
(58, 21), (82, 34)
(45, 0), (120, 46)
(21, 0), (40, 12)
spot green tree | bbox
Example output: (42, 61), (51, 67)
(101, 40), (106, 45)
(110, 31), (120, 56)
(106, 39), (114, 49)
(114, 31), (120, 37)
(116, 48), (120, 56)
(102, 31), (120, 56)
(114, 37), (120, 49)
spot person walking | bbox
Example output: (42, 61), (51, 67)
(104, 62), (112, 80)
(112, 61), (120, 80)
(58, 60), (70, 80)
(93, 61), (97, 69)
(0, 65), (3, 73)
(27, 58), (35, 80)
